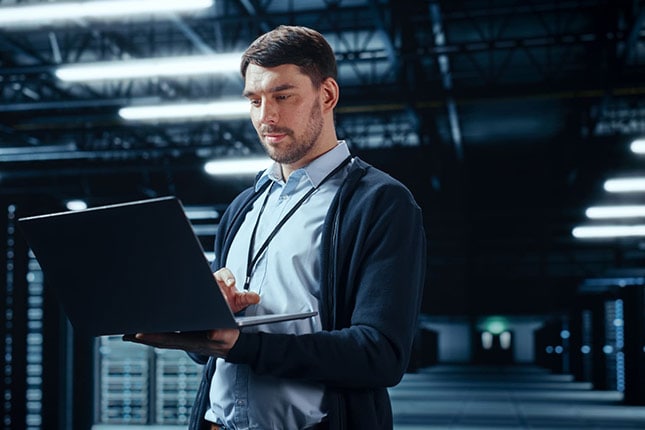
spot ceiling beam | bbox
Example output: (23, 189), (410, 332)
(237, 0), (272, 33)
(589, 3), (645, 135)
(428, 0), (463, 160)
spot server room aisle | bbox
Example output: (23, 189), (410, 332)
(390, 365), (645, 430)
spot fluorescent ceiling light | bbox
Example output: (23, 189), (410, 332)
(603, 177), (645, 193)
(631, 139), (645, 154)
(184, 207), (220, 220)
(119, 100), (248, 121)
(0, 0), (213, 27)
(204, 157), (271, 176)
(586, 205), (645, 219)
(572, 225), (645, 239)
(65, 200), (88, 211)
(56, 53), (241, 82)
(191, 224), (218, 236)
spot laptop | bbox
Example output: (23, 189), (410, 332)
(17, 196), (317, 336)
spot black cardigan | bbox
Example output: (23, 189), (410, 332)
(189, 158), (426, 430)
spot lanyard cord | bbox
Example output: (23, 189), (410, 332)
(243, 156), (352, 290)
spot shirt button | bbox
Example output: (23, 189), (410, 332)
(236, 399), (245, 406)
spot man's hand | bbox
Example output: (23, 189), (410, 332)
(214, 267), (260, 313)
(123, 329), (240, 358)
(122, 267), (259, 357)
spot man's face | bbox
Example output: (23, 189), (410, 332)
(243, 63), (323, 166)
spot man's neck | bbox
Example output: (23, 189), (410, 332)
(280, 139), (339, 180)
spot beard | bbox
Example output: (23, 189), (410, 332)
(259, 100), (323, 165)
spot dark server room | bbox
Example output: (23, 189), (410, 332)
(1, 1), (645, 429)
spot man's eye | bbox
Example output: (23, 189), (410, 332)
(276, 94), (290, 101)
(249, 99), (261, 107)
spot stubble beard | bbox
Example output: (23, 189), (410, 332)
(259, 101), (323, 165)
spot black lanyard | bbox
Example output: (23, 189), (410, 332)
(243, 156), (352, 290)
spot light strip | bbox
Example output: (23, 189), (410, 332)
(586, 205), (645, 219)
(204, 157), (271, 176)
(603, 177), (645, 193)
(184, 207), (220, 220)
(119, 100), (248, 121)
(572, 225), (645, 239)
(65, 200), (88, 211)
(56, 53), (241, 82)
(0, 0), (213, 27)
(631, 139), (645, 154)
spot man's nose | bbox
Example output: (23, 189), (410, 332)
(259, 100), (278, 124)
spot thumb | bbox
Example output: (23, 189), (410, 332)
(238, 291), (260, 307)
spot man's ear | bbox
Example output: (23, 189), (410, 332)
(320, 77), (339, 112)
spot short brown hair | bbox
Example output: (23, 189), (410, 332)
(240, 25), (337, 88)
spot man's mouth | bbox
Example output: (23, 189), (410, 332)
(263, 130), (289, 144)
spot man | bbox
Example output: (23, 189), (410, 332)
(125, 25), (426, 430)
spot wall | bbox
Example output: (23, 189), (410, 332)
(422, 317), (472, 363)
(422, 315), (546, 364)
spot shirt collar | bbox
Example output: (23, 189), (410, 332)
(255, 140), (350, 191)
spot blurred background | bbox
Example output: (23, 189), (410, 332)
(1, 0), (644, 429)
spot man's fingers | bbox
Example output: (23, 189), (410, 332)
(123, 331), (212, 352)
(213, 268), (236, 288)
(122, 330), (239, 357)
(239, 291), (260, 306)
(228, 291), (260, 313)
(212, 267), (260, 312)
(123, 332), (180, 348)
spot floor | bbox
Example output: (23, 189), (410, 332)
(389, 365), (645, 429)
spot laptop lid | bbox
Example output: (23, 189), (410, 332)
(17, 196), (316, 336)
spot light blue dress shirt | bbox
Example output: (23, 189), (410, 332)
(205, 141), (352, 430)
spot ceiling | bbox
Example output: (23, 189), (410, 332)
(1, 0), (644, 316)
